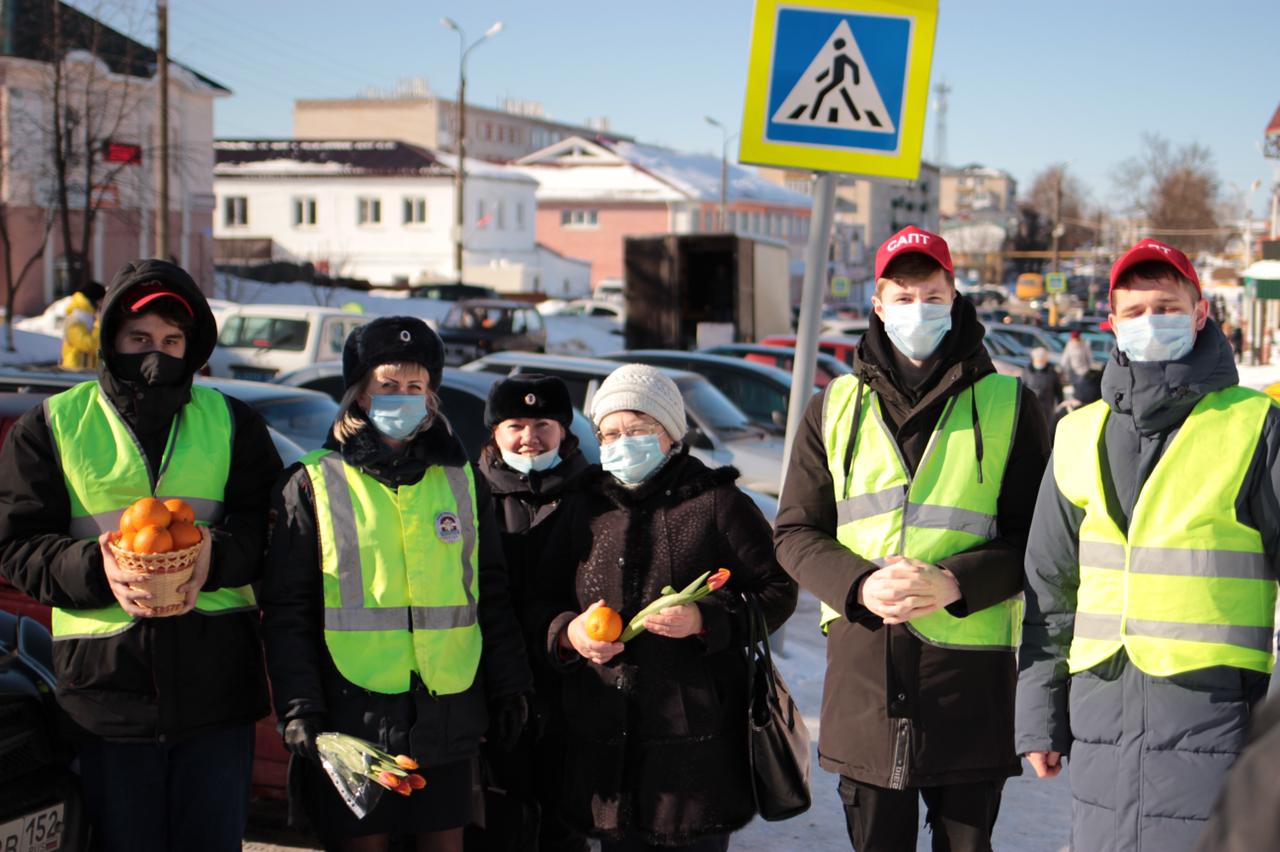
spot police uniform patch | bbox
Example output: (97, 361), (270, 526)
(524, 393), (537, 405)
(435, 511), (462, 543)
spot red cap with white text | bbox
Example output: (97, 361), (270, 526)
(1109, 238), (1200, 295)
(874, 225), (954, 280)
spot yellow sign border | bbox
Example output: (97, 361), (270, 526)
(738, 0), (939, 180)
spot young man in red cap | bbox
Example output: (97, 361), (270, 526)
(0, 259), (282, 851)
(776, 225), (1050, 850)
(1017, 238), (1280, 851)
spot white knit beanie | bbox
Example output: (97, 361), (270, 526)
(591, 363), (687, 442)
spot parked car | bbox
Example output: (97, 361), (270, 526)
(408, 282), (496, 302)
(459, 352), (786, 495)
(602, 350), (814, 435)
(0, 367), (328, 457)
(702, 342), (853, 388)
(821, 317), (870, 336)
(989, 323), (1064, 356)
(759, 334), (861, 367)
(438, 299), (547, 366)
(207, 304), (373, 383)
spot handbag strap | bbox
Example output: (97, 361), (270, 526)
(743, 593), (777, 694)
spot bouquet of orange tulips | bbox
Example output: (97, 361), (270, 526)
(619, 568), (732, 642)
(315, 732), (426, 817)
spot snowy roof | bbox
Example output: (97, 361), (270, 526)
(515, 136), (812, 209)
(214, 140), (534, 185)
(1244, 260), (1280, 282)
(1267, 102), (1280, 137)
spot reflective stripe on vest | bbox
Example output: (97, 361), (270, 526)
(44, 381), (252, 640)
(820, 372), (1024, 649)
(303, 450), (482, 696)
(1055, 388), (1277, 677)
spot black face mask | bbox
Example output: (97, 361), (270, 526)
(111, 351), (187, 387)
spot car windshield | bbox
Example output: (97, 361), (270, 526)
(444, 306), (513, 332)
(218, 317), (308, 351)
(678, 378), (754, 437)
(252, 395), (340, 452)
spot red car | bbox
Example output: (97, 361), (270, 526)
(758, 334), (861, 368)
(0, 391), (289, 801)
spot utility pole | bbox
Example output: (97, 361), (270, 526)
(705, 116), (736, 230)
(442, 18), (503, 284)
(156, 0), (169, 260)
(932, 81), (951, 167)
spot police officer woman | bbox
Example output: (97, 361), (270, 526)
(260, 317), (532, 852)
(469, 374), (591, 852)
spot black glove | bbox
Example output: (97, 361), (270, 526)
(488, 693), (529, 752)
(283, 717), (320, 762)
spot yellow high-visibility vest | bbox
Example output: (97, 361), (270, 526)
(821, 372), (1023, 649)
(302, 449), (482, 696)
(45, 381), (253, 640)
(1055, 388), (1277, 676)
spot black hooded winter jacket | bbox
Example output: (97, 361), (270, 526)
(774, 296), (1051, 788)
(0, 260), (282, 742)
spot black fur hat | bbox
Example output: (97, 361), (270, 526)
(484, 373), (573, 429)
(342, 316), (444, 390)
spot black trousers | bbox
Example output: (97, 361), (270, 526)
(839, 776), (1004, 852)
(600, 834), (729, 852)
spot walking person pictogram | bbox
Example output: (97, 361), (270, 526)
(771, 19), (895, 134)
(800, 39), (880, 126)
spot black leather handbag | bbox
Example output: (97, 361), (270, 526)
(743, 593), (812, 821)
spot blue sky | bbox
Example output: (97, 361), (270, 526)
(94, 0), (1280, 216)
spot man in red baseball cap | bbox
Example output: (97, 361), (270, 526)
(776, 225), (1050, 849)
(1017, 237), (1280, 852)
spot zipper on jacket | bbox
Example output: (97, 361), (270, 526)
(887, 717), (910, 790)
(100, 388), (182, 492)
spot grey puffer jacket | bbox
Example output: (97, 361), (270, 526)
(1015, 320), (1280, 852)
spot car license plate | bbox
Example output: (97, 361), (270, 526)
(0, 803), (65, 852)
(232, 368), (276, 383)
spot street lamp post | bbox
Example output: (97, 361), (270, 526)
(441, 18), (503, 283)
(705, 116), (737, 232)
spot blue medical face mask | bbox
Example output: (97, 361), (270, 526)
(367, 394), (429, 440)
(599, 433), (666, 485)
(881, 302), (952, 360)
(500, 447), (561, 474)
(1114, 313), (1195, 362)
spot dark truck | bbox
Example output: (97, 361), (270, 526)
(623, 234), (791, 351)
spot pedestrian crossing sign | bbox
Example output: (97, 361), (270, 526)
(738, 0), (938, 180)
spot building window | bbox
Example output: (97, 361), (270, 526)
(403, 197), (427, 225)
(495, 201), (505, 229)
(515, 201), (525, 229)
(476, 198), (486, 225)
(223, 196), (247, 227)
(357, 197), (381, 225)
(292, 196), (316, 227)
(728, 211), (738, 232)
(559, 209), (598, 228)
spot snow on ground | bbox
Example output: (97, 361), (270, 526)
(733, 591), (1071, 852)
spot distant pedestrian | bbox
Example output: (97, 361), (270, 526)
(1060, 330), (1094, 381)
(775, 226), (1050, 851)
(534, 364), (798, 851)
(60, 280), (105, 370)
(1017, 239), (1280, 852)
(1228, 322), (1244, 363)
(1021, 347), (1063, 428)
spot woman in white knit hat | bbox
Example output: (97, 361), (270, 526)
(530, 363), (798, 852)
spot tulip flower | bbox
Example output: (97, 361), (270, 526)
(395, 754), (419, 770)
(395, 779), (413, 796)
(620, 568), (733, 642)
(407, 773), (427, 790)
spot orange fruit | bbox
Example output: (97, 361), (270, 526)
(130, 498), (171, 530)
(169, 521), (201, 549)
(132, 525), (174, 554)
(115, 530), (135, 552)
(584, 606), (623, 642)
(163, 499), (195, 525)
(119, 504), (140, 535)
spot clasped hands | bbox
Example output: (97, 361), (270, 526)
(561, 599), (703, 665)
(98, 527), (212, 618)
(857, 556), (962, 624)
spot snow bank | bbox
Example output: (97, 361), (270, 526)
(0, 326), (63, 365)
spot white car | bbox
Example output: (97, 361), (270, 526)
(207, 304), (373, 382)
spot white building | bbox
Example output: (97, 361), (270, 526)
(213, 139), (590, 296)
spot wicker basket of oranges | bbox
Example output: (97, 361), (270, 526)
(108, 497), (204, 616)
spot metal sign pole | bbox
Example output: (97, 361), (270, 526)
(781, 172), (838, 489)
